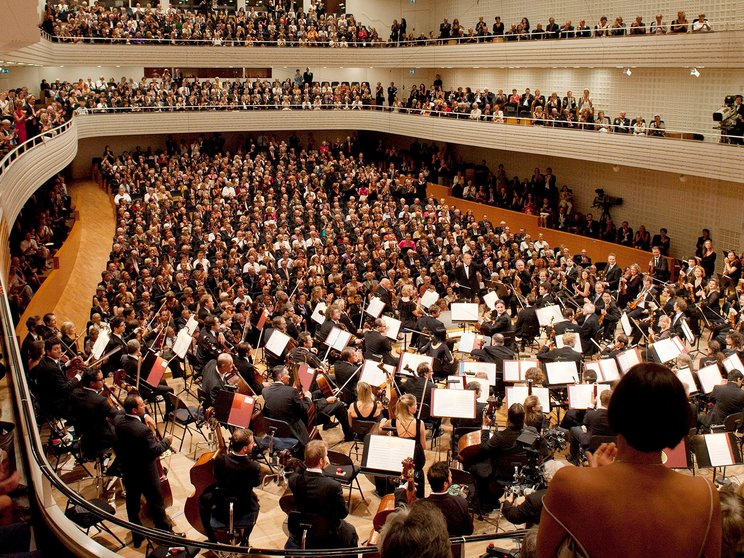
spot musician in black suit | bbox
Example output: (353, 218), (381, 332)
(262, 365), (311, 446)
(195, 315), (221, 370)
(235, 342), (266, 396)
(114, 394), (173, 547)
(534, 282), (555, 309)
(537, 332), (583, 365)
(287, 440), (358, 548)
(598, 292), (622, 340)
(70, 369), (122, 458)
(363, 318), (398, 366)
(413, 305), (446, 348)
(514, 295), (540, 349)
(333, 347), (362, 403)
(601, 253), (622, 292)
(455, 253), (480, 300)
(121, 339), (175, 416)
(553, 308), (581, 336)
(32, 337), (82, 420)
(21, 315), (41, 371)
(703, 370), (744, 427)
(471, 333), (516, 391)
(201, 353), (234, 410)
(568, 389), (614, 463)
(480, 300), (512, 337)
(200, 428), (260, 544)
(649, 246), (669, 282)
(580, 302), (600, 355)
(103, 316), (127, 374)
(375, 278), (394, 313)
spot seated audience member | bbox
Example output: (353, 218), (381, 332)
(378, 500), (451, 558)
(537, 363), (721, 558)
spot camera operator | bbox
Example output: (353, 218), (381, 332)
(501, 460), (566, 528)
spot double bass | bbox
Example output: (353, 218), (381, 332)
(183, 413), (226, 534)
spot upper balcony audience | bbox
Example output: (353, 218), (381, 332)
(41, 2), (718, 47)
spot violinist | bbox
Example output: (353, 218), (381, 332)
(37, 312), (59, 340)
(722, 251), (742, 293)
(32, 337), (82, 420)
(347, 381), (383, 425)
(618, 264), (642, 307)
(514, 294), (540, 350)
(398, 284), (418, 330)
(121, 339), (175, 417)
(573, 269), (594, 304)
(413, 304), (446, 347)
(70, 368), (122, 465)
(598, 291), (621, 340)
(194, 315), (222, 371)
(534, 281), (555, 308)
(379, 395), (427, 499)
(103, 316), (127, 374)
(201, 352), (235, 411)
(669, 299), (691, 339)
(288, 331), (326, 370)
(113, 394), (175, 548)
(199, 428), (260, 544)
(235, 342), (268, 396)
(580, 302), (600, 355)
(684, 265), (708, 304)
(363, 318), (399, 366)
(553, 307), (581, 335)
(472, 333), (516, 390)
(698, 278), (724, 325)
(537, 331), (583, 365)
(600, 333), (630, 358)
(480, 300), (512, 337)
(334, 347), (362, 403)
(60, 321), (80, 359)
(650, 315), (673, 343)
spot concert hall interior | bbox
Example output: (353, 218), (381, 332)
(0, 1), (743, 557)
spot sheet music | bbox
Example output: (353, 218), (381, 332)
(431, 389), (477, 418)
(620, 312), (632, 336)
(503, 360), (538, 382)
(450, 303), (479, 322)
(545, 361), (580, 385)
(536, 305), (564, 327)
(468, 376), (490, 403)
(399, 352), (434, 376)
(360, 360), (393, 386)
(584, 361), (601, 378)
(173, 328), (192, 359)
(506, 386), (550, 411)
(652, 337), (683, 363)
(556, 335), (583, 354)
(705, 433), (735, 467)
(723, 353), (744, 373)
(265, 330), (291, 357)
(675, 367), (698, 395)
(185, 315), (199, 335)
(458, 331), (478, 353)
(381, 315), (402, 340)
(365, 297), (385, 318)
(616, 348), (641, 373)
(91, 329), (110, 360)
(363, 435), (415, 473)
(420, 290), (440, 309)
(598, 359), (621, 382)
(680, 320), (695, 344)
(483, 291), (499, 310)
(327, 327), (352, 352)
(698, 364), (724, 394)
(459, 361), (497, 385)
(568, 384), (595, 410)
(311, 302), (327, 325)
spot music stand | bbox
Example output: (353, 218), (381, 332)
(360, 435), (415, 478)
(213, 390), (256, 429)
(691, 433), (743, 485)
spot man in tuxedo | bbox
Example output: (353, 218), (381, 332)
(114, 394), (174, 547)
(599, 292), (621, 340)
(287, 440), (358, 547)
(333, 347), (361, 403)
(601, 253), (622, 293)
(553, 308), (581, 336)
(514, 295), (540, 348)
(201, 352), (234, 410)
(363, 318), (398, 366)
(104, 316), (127, 374)
(33, 337), (82, 420)
(20, 314), (41, 372)
(195, 315), (221, 370)
(568, 388), (614, 464)
(537, 332), (583, 365)
(121, 339), (175, 417)
(649, 246), (669, 282)
(534, 282), (555, 308)
(472, 333), (516, 390)
(580, 302), (601, 355)
(455, 253), (480, 300)
(70, 368), (122, 459)
(262, 365), (311, 446)
(703, 370), (744, 427)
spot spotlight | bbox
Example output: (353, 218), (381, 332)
(623, 68), (632, 77)
(690, 67), (700, 77)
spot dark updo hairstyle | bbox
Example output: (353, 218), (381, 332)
(608, 363), (691, 452)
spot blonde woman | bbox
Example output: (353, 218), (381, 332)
(380, 394), (427, 497)
(347, 382), (382, 426)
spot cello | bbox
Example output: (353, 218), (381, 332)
(367, 457), (415, 546)
(183, 413), (226, 534)
(457, 396), (499, 467)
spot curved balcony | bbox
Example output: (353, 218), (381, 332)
(3, 30), (743, 69)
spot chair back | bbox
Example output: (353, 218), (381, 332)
(287, 511), (334, 549)
(264, 416), (298, 440)
(327, 450), (353, 468)
(723, 412), (744, 433)
(350, 418), (377, 438)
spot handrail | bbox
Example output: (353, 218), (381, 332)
(0, 119), (73, 177)
(75, 105), (742, 145)
(39, 17), (744, 47)
(0, 269), (528, 554)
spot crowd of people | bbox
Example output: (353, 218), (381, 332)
(41, 2), (718, 47)
(0, 88), (70, 157)
(5, 73), (673, 141)
(15, 131), (744, 557)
